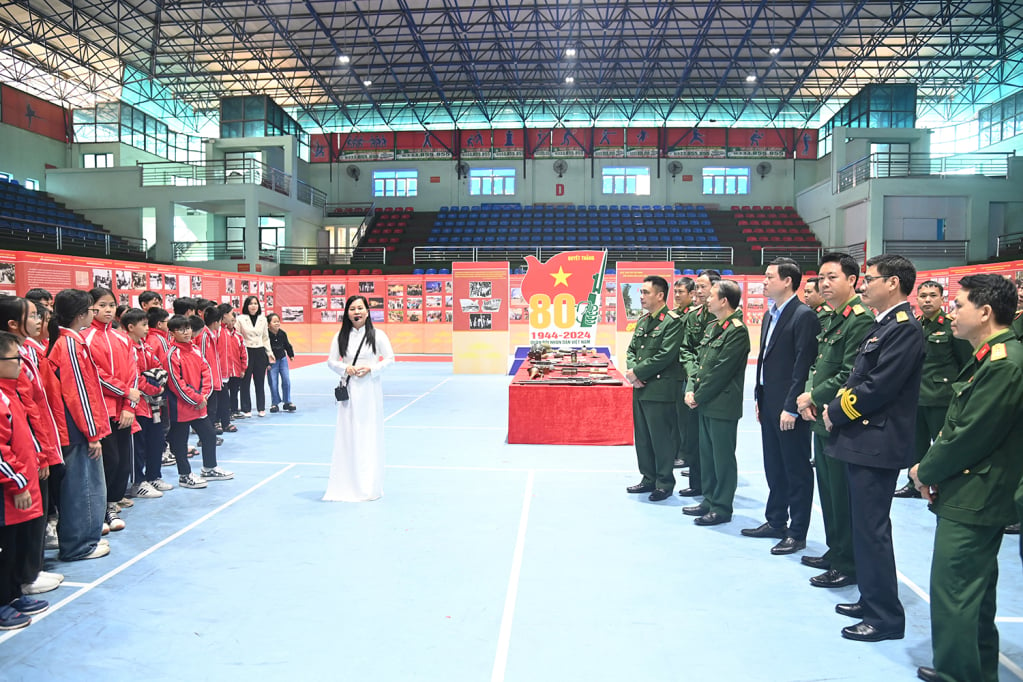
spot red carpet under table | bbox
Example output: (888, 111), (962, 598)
(507, 363), (634, 446)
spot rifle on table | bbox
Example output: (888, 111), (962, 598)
(516, 377), (624, 386)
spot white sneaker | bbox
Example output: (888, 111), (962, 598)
(44, 524), (59, 550)
(117, 497), (134, 508)
(129, 481), (163, 499)
(149, 478), (174, 492)
(82, 543), (110, 560)
(201, 466), (234, 481)
(39, 570), (64, 583)
(101, 522), (110, 536)
(161, 453), (177, 467)
(179, 473), (208, 489)
(105, 505), (126, 532)
(21, 573), (62, 595)
(98, 538), (110, 547)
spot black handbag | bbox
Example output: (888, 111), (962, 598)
(334, 335), (367, 403)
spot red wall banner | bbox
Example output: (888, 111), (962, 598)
(1, 85), (69, 143)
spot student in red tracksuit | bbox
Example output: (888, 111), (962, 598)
(195, 306), (224, 436)
(213, 309), (236, 433)
(84, 288), (139, 532)
(47, 289), (111, 562)
(165, 315), (233, 489)
(219, 304), (248, 419)
(0, 296), (64, 596)
(0, 330), (47, 630)
(146, 307), (173, 467)
(121, 309), (171, 499)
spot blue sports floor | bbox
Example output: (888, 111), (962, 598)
(2, 362), (1022, 681)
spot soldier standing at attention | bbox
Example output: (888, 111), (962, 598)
(625, 275), (684, 502)
(910, 274), (1023, 682)
(796, 253), (873, 589)
(894, 280), (971, 499)
(804, 277), (833, 324)
(677, 269), (720, 498)
(671, 277), (695, 470)
(683, 280), (750, 526)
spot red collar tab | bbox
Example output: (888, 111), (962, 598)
(938, 315), (945, 324)
(722, 320), (730, 330)
(975, 343), (990, 362)
(843, 305), (852, 317)
(658, 312), (665, 321)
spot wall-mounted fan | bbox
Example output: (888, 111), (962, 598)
(756, 161), (773, 179)
(552, 159), (568, 177)
(346, 165), (360, 181)
(667, 160), (684, 177)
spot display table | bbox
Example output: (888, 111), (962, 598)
(507, 356), (634, 446)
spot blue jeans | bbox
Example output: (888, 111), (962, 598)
(267, 356), (291, 405)
(57, 441), (107, 561)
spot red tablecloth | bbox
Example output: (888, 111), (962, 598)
(507, 360), (634, 445)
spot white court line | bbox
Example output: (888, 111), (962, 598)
(491, 470), (535, 682)
(0, 464), (296, 647)
(385, 377), (452, 422)
(997, 618), (1023, 623)
(239, 423), (506, 431)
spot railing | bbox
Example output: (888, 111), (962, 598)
(996, 231), (1023, 258)
(171, 240), (282, 263)
(759, 246), (823, 267)
(0, 215), (147, 257)
(827, 242), (867, 264)
(882, 240), (968, 262)
(140, 159), (292, 197)
(295, 180), (327, 208)
(276, 245), (386, 265)
(324, 202), (373, 219)
(837, 152), (1013, 192)
(413, 244), (734, 265)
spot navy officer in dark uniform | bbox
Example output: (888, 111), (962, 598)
(823, 254), (924, 642)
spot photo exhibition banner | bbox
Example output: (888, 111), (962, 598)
(520, 250), (607, 349)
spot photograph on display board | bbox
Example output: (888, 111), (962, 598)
(747, 281), (765, 297)
(118, 293), (130, 306)
(226, 278), (236, 294)
(266, 281), (273, 293)
(359, 281), (375, 294)
(165, 274), (177, 291)
(93, 269), (112, 289)
(312, 297), (327, 309)
(132, 272), (146, 289)
(330, 296), (346, 309)
(406, 297), (422, 310)
(510, 287), (524, 304)
(388, 310), (404, 323)
(191, 276), (203, 293)
(320, 310), (337, 323)
(620, 282), (643, 319)
(116, 270), (131, 289)
(406, 283), (422, 296)
(482, 298), (501, 312)
(425, 281), (442, 293)
(387, 284), (404, 296)
(281, 306), (304, 323)
(511, 308), (524, 321)
(259, 281), (266, 295)
(605, 295), (616, 308)
(605, 309), (617, 323)
(312, 284), (327, 296)
(387, 298), (403, 310)
(445, 311), (453, 322)
(445, 281), (453, 294)
(330, 283), (346, 296)
(426, 311), (443, 323)
(367, 297), (384, 309)
(370, 309), (385, 323)
(460, 299), (481, 312)
(0, 263), (14, 286)
(408, 310), (422, 322)
(445, 295), (453, 307)
(426, 295), (442, 308)
(241, 280), (249, 293)
(266, 295), (274, 309)
(231, 296), (241, 308)
(469, 313), (492, 330)
(165, 294), (177, 308)
(469, 281), (492, 297)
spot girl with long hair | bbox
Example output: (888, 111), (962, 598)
(235, 296), (273, 417)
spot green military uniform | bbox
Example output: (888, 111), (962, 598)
(679, 304), (715, 491)
(806, 295), (873, 577)
(814, 302), (834, 325)
(1012, 308), (1023, 340)
(671, 304), (693, 464)
(917, 331), (1023, 682)
(912, 312), (972, 472)
(626, 305), (684, 492)
(686, 308), (750, 519)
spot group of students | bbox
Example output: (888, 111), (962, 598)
(0, 286), (296, 631)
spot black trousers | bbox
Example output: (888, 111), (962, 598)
(168, 417), (218, 476)
(100, 419), (134, 504)
(228, 377), (242, 412)
(215, 388), (232, 429)
(846, 462), (904, 632)
(47, 463), (64, 519)
(759, 407), (815, 540)
(240, 348), (269, 413)
(134, 415), (166, 483)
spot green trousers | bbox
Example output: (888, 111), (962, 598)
(674, 392), (697, 463)
(930, 517), (1003, 682)
(633, 397), (677, 491)
(910, 405), (949, 484)
(698, 414), (738, 518)
(813, 433), (856, 576)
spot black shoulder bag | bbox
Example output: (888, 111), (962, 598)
(334, 334), (368, 402)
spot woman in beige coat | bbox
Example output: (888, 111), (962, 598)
(236, 295), (274, 417)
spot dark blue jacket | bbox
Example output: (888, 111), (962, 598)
(755, 297), (820, 415)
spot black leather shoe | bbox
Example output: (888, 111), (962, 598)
(893, 483), (922, 499)
(648, 489), (671, 502)
(810, 569), (857, 588)
(694, 512), (730, 526)
(801, 555), (831, 570)
(917, 667), (939, 682)
(1005, 523), (1020, 535)
(626, 483), (655, 494)
(677, 487), (701, 497)
(771, 538), (806, 555)
(740, 522), (787, 539)
(682, 504), (708, 516)
(673, 459), (685, 468)
(835, 602), (864, 619)
(840, 622), (904, 642)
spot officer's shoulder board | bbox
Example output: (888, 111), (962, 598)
(990, 343), (1008, 362)
(731, 318), (744, 328)
(896, 310), (910, 323)
(667, 310), (680, 320)
(851, 304), (866, 316)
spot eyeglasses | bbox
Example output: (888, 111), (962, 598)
(861, 274), (895, 285)
(0, 356), (22, 363)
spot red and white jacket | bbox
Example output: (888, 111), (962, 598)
(0, 389), (44, 527)
(6, 353), (62, 467)
(145, 327), (171, 368)
(47, 327), (112, 445)
(132, 339), (163, 420)
(167, 340), (212, 422)
(195, 326), (223, 391)
(20, 338), (65, 463)
(223, 327), (248, 379)
(84, 320), (140, 422)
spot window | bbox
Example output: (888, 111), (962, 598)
(83, 153), (114, 168)
(469, 168), (516, 196)
(601, 167), (651, 195)
(373, 170), (418, 197)
(702, 167), (750, 195)
(24, 179), (39, 191)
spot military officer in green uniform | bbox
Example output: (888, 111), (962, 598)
(671, 277), (696, 469)
(677, 269), (720, 496)
(894, 280), (972, 498)
(910, 274), (1023, 682)
(804, 276), (834, 324)
(683, 279), (750, 525)
(1012, 276), (1023, 340)
(625, 275), (684, 502)
(796, 252), (873, 588)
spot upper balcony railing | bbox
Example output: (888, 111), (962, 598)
(140, 159), (292, 198)
(836, 152), (1014, 192)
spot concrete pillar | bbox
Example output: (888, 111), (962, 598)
(244, 193), (260, 263)
(154, 201), (175, 263)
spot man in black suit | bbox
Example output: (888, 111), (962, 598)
(743, 258), (820, 554)
(823, 254), (924, 642)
